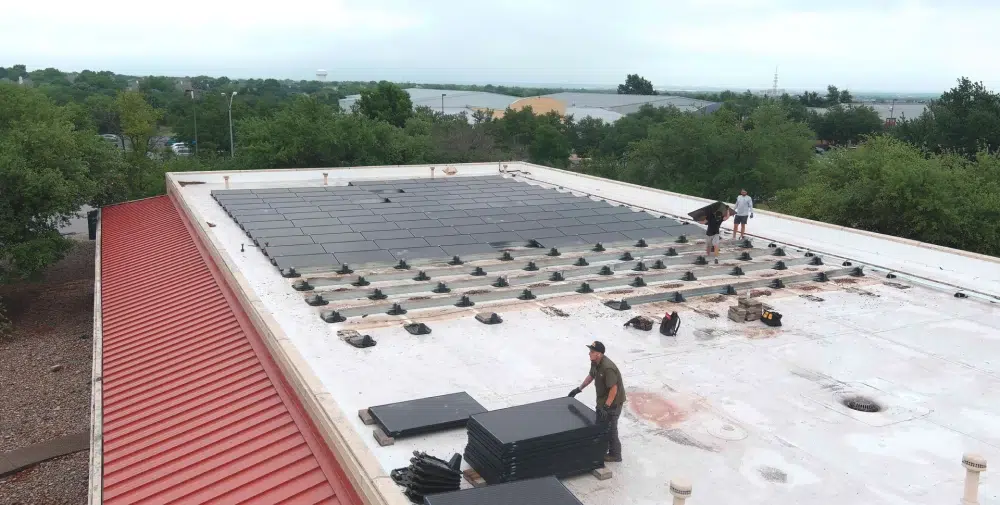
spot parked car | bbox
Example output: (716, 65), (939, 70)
(171, 143), (192, 156)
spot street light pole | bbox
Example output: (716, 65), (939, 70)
(441, 93), (446, 114)
(189, 90), (198, 156)
(223, 91), (238, 158)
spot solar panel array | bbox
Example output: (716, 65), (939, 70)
(211, 176), (703, 273)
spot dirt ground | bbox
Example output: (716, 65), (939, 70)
(0, 241), (95, 505)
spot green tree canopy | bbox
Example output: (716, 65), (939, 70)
(355, 81), (413, 127)
(808, 104), (883, 145)
(894, 77), (1000, 158)
(617, 74), (657, 95)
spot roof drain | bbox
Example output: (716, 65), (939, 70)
(842, 395), (881, 413)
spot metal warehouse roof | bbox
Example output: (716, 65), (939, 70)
(95, 195), (362, 505)
(101, 163), (1000, 505)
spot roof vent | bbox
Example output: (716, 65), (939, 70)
(592, 243), (606, 252)
(404, 323), (431, 335)
(518, 289), (536, 300)
(492, 277), (509, 288)
(352, 276), (370, 287)
(604, 299), (631, 311)
(432, 282), (451, 293)
(633, 261), (648, 272)
(675, 235), (689, 244)
(665, 248), (678, 257)
(682, 271), (697, 281)
(413, 271), (430, 281)
(547, 247), (561, 257)
(475, 312), (503, 325)
(306, 294), (327, 306)
(630, 277), (646, 287)
(549, 271), (565, 282)
(842, 395), (881, 412)
(773, 247), (786, 257)
(635, 239), (648, 248)
(499, 251), (514, 261)
(619, 251), (633, 261)
(455, 295), (475, 307)
(449, 256), (463, 265)
(394, 259), (410, 270)
(369, 289), (387, 300)
(321, 310), (346, 323)
(292, 279), (312, 291)
(575, 257), (589, 267)
(577, 282), (594, 293)
(470, 266), (486, 276)
(386, 303), (407, 315)
(524, 261), (539, 271)
(598, 266), (614, 276)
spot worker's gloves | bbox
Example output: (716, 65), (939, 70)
(568, 387), (581, 398)
(596, 405), (611, 423)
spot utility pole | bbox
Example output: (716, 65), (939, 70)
(188, 90), (198, 156)
(441, 93), (446, 114)
(222, 91), (238, 158)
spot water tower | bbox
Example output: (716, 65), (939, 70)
(316, 69), (328, 82)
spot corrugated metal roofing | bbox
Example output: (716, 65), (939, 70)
(99, 195), (360, 505)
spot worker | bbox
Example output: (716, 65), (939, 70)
(698, 208), (729, 264)
(568, 341), (626, 463)
(733, 189), (754, 239)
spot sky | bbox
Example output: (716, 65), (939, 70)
(4, 0), (1000, 92)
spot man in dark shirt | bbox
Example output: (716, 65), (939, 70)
(699, 209), (729, 264)
(568, 341), (626, 462)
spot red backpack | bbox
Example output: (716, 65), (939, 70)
(660, 311), (681, 336)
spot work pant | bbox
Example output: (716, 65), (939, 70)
(604, 404), (622, 457)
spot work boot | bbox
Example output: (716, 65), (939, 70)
(604, 454), (622, 463)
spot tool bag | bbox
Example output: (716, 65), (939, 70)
(623, 316), (653, 331)
(761, 310), (783, 327)
(659, 311), (681, 336)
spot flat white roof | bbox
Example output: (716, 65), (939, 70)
(167, 162), (1000, 505)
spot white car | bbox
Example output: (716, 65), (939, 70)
(171, 143), (192, 156)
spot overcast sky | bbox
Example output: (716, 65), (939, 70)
(4, 0), (998, 92)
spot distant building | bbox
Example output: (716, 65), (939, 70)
(339, 88), (721, 123)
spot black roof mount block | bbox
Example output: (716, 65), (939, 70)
(676, 235), (689, 244)
(724, 285), (738, 295)
(651, 259), (667, 269)
(524, 261), (539, 271)
(518, 289), (536, 300)
(432, 282), (451, 293)
(413, 270), (430, 281)
(394, 259), (410, 270)
(772, 248), (786, 257)
(738, 252), (752, 261)
(281, 267), (300, 278)
(403, 323), (431, 335)
(665, 248), (678, 257)
(352, 276), (370, 287)
(598, 265), (614, 276)
(630, 276), (646, 287)
(635, 239), (648, 248)
(306, 294), (327, 306)
(815, 272), (830, 282)
(773, 261), (788, 270)
(337, 264), (353, 275)
(592, 242), (606, 252)
(448, 256), (464, 265)
(619, 251), (634, 261)
(547, 247), (561, 257)
(670, 292), (686, 303)
(471, 266), (487, 276)
(292, 279), (312, 291)
(850, 266), (866, 277)
(387, 303), (407, 315)
(499, 251), (514, 261)
(549, 271), (565, 282)
(633, 261), (648, 272)
(527, 239), (543, 248)
(492, 276), (509, 288)
(321, 310), (346, 323)
(604, 299), (631, 311)
(682, 271), (697, 281)
(475, 312), (503, 324)
(694, 256), (708, 265)
(577, 282), (594, 293)
(810, 256), (824, 266)
(730, 266), (745, 276)
(770, 278), (785, 289)
(455, 295), (475, 307)
(574, 257), (589, 267)
(369, 288), (388, 300)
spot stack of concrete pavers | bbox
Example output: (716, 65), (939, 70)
(728, 297), (762, 322)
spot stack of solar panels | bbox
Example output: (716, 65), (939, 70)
(464, 397), (608, 484)
(391, 451), (462, 504)
(423, 476), (584, 505)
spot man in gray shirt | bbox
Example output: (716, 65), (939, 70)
(734, 189), (753, 239)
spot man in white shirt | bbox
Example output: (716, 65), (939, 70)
(734, 189), (753, 239)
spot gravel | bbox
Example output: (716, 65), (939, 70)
(0, 241), (95, 505)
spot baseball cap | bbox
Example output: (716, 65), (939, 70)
(587, 341), (606, 353)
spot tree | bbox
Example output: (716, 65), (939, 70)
(116, 90), (162, 157)
(839, 89), (853, 104)
(529, 123), (572, 167)
(354, 81), (413, 127)
(617, 74), (657, 95)
(893, 77), (1000, 158)
(774, 135), (1000, 256)
(0, 84), (125, 282)
(808, 105), (883, 145)
(825, 85), (841, 106)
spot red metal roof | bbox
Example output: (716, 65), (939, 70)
(100, 195), (361, 505)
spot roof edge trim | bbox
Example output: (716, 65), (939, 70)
(87, 210), (104, 505)
(167, 182), (406, 505)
